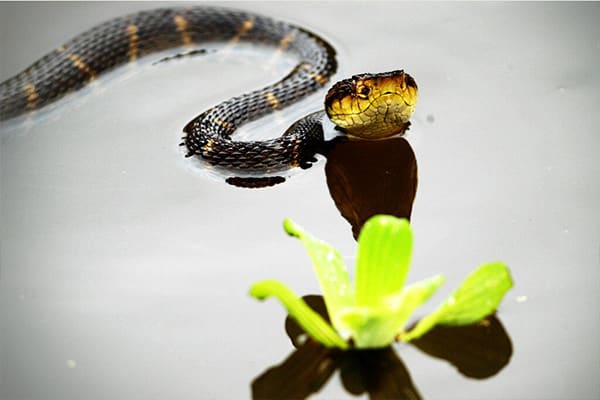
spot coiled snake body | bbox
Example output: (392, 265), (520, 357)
(0, 7), (417, 172)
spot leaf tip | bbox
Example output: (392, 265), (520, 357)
(430, 274), (446, 286)
(249, 280), (274, 300)
(362, 214), (411, 232)
(283, 218), (302, 238)
(481, 261), (514, 291)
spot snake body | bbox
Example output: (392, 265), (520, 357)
(0, 6), (337, 171)
(0, 7), (418, 174)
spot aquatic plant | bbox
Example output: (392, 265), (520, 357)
(250, 215), (513, 349)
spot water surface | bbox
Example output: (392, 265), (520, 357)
(1, 2), (599, 399)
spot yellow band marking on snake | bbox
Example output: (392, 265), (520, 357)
(23, 83), (40, 110)
(229, 18), (254, 44)
(291, 62), (328, 85)
(278, 31), (297, 51)
(214, 117), (235, 131)
(174, 15), (192, 46)
(266, 30), (298, 67)
(291, 137), (302, 167)
(213, 118), (235, 133)
(309, 71), (329, 85)
(264, 92), (281, 109)
(203, 137), (216, 154)
(126, 24), (139, 61)
(58, 46), (97, 80)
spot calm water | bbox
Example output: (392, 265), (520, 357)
(1, 2), (599, 399)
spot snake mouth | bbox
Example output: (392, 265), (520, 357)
(324, 70), (418, 138)
(328, 91), (414, 118)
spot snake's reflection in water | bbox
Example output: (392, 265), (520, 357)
(252, 296), (513, 400)
(323, 135), (417, 239)
(227, 132), (418, 239)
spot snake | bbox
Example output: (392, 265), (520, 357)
(0, 6), (418, 172)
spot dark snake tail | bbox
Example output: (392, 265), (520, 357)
(0, 7), (337, 172)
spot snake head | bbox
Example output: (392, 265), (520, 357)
(324, 70), (418, 139)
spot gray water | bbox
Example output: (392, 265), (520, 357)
(1, 2), (599, 399)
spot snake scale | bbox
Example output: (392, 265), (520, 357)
(0, 6), (418, 173)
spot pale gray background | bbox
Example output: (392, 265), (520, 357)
(1, 2), (599, 399)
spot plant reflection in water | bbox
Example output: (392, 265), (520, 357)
(252, 295), (512, 400)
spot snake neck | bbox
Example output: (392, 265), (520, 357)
(183, 110), (327, 172)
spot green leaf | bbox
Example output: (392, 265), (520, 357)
(436, 262), (513, 325)
(355, 216), (413, 307)
(388, 275), (446, 330)
(340, 307), (400, 348)
(250, 279), (349, 349)
(402, 262), (513, 341)
(283, 219), (354, 333)
(338, 275), (445, 348)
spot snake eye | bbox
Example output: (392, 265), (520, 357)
(357, 85), (370, 99)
